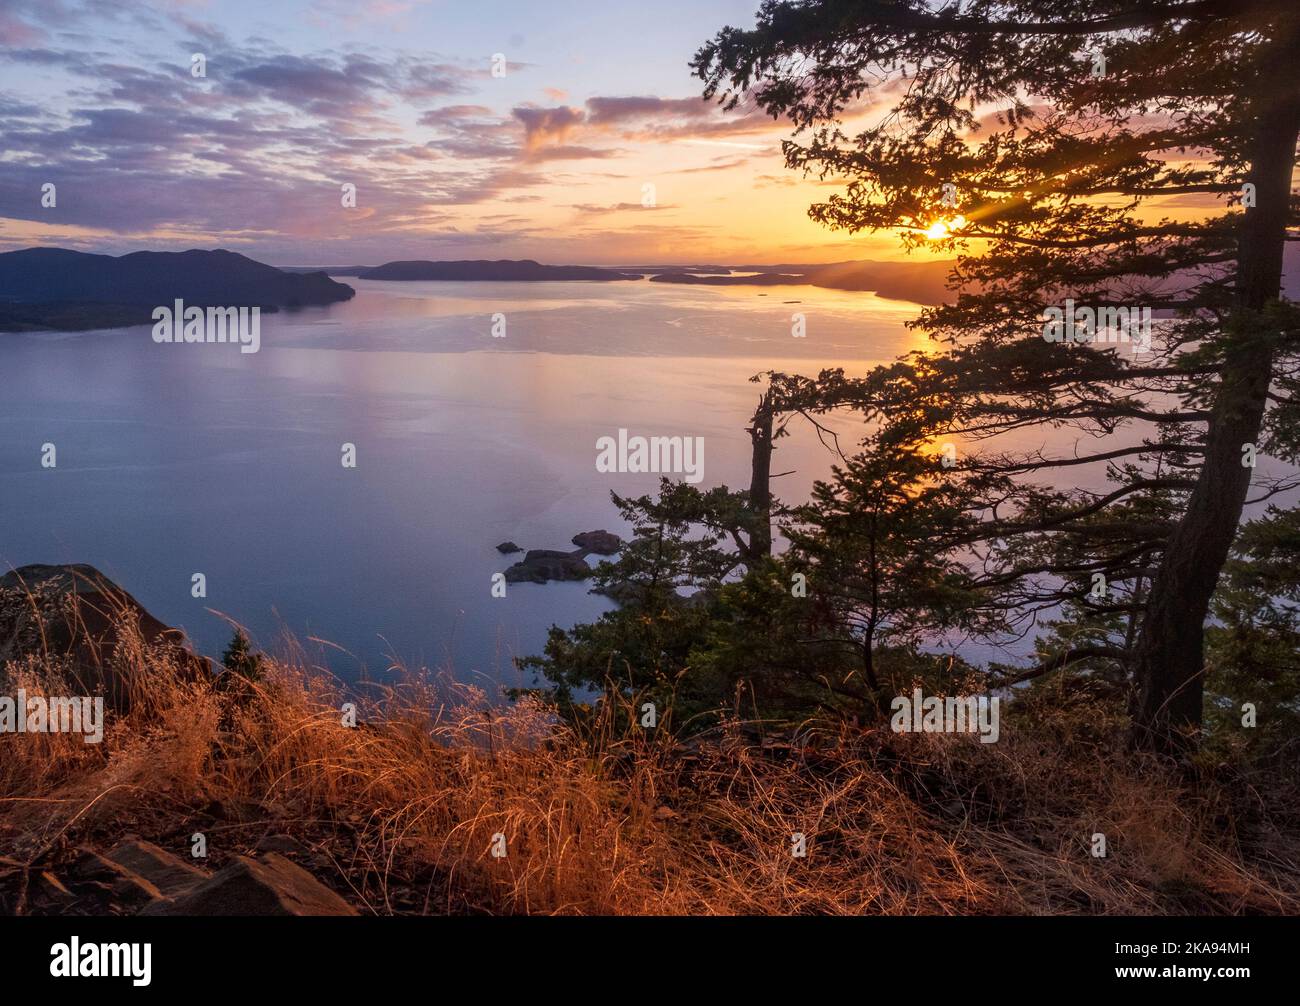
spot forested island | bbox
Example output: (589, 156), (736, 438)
(0, 248), (354, 332)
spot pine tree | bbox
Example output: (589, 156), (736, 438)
(694, 0), (1300, 751)
(220, 628), (264, 683)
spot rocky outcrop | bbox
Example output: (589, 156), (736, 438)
(63, 848), (169, 911)
(0, 563), (209, 711)
(141, 852), (357, 916)
(496, 541), (522, 554)
(571, 530), (622, 556)
(106, 840), (208, 898)
(504, 550), (591, 584)
(499, 530), (624, 584)
(7, 838), (357, 916)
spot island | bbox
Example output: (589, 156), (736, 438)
(649, 258), (956, 304)
(0, 248), (355, 332)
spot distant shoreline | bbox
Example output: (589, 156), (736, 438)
(296, 257), (955, 305)
(1, 248), (953, 334)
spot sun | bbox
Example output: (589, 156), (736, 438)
(924, 215), (968, 240)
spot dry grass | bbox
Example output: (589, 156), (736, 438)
(1, 616), (1298, 916)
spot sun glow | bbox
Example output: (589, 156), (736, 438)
(924, 215), (968, 240)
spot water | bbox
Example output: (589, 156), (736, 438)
(0, 278), (924, 686)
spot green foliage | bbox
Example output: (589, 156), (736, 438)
(220, 629), (265, 684)
(1205, 508), (1300, 761)
(520, 430), (1003, 731)
(515, 481), (758, 731)
(785, 433), (999, 705)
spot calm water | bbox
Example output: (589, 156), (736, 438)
(0, 278), (929, 685)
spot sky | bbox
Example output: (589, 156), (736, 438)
(0, 0), (912, 265)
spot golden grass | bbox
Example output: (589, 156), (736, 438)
(1, 617), (1297, 916)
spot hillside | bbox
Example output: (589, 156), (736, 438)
(0, 248), (355, 331)
(2, 565), (1296, 916)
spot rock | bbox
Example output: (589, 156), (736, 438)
(141, 852), (357, 916)
(36, 871), (76, 906)
(105, 840), (207, 898)
(571, 530), (623, 556)
(66, 847), (167, 910)
(0, 564), (209, 711)
(504, 550), (591, 584)
(496, 531), (622, 583)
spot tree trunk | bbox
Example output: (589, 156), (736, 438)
(1132, 57), (1300, 753)
(747, 393), (775, 559)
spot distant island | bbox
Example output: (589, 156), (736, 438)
(356, 259), (644, 282)
(0, 248), (355, 332)
(333, 257), (955, 304)
(649, 260), (957, 304)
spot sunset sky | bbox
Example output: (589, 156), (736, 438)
(0, 0), (916, 266)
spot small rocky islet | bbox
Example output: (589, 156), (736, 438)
(497, 530), (623, 584)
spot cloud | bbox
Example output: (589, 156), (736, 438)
(0, 3), (823, 262)
(570, 202), (676, 213)
(418, 104), (519, 160)
(668, 156), (753, 174)
(584, 95), (714, 124)
(225, 51), (475, 117)
(417, 104), (494, 125)
(0, 12), (45, 46)
(526, 145), (621, 162)
(513, 105), (586, 149)
(308, 0), (432, 26)
(508, 93), (779, 157)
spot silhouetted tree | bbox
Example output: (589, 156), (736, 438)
(220, 629), (264, 683)
(695, 0), (1300, 752)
